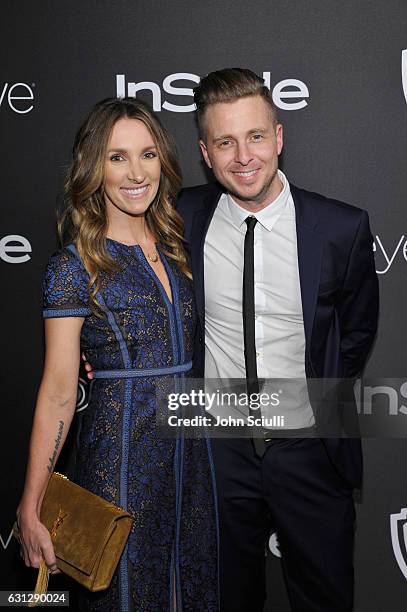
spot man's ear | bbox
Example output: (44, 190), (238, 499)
(276, 123), (283, 156)
(199, 140), (212, 169)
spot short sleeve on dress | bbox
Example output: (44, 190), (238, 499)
(43, 247), (92, 318)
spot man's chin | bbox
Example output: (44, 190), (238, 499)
(226, 173), (279, 207)
(228, 186), (268, 205)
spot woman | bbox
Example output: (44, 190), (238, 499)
(16, 98), (219, 612)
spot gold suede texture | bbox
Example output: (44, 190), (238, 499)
(40, 473), (133, 591)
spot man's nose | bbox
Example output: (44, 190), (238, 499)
(234, 142), (253, 165)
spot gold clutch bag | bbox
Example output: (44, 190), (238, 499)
(15, 472), (133, 601)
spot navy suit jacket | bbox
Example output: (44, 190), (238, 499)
(177, 182), (379, 488)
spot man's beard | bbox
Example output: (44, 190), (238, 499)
(227, 168), (278, 206)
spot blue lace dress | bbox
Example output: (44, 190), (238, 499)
(42, 239), (219, 612)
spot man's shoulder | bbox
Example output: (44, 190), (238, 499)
(290, 185), (368, 235)
(290, 184), (366, 219)
(177, 182), (222, 213)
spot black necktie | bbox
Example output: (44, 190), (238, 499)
(243, 217), (265, 457)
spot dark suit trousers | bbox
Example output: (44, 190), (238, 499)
(212, 437), (355, 612)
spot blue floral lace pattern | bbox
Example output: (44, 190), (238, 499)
(43, 241), (218, 612)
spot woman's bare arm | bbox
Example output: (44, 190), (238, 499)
(17, 316), (84, 569)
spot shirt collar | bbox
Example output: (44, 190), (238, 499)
(226, 170), (290, 232)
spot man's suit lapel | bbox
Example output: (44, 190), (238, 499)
(190, 187), (223, 325)
(291, 185), (323, 351)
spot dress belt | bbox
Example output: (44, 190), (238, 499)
(92, 361), (193, 379)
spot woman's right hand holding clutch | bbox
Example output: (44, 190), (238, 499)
(16, 506), (60, 574)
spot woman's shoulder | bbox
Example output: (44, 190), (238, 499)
(43, 244), (91, 315)
(46, 243), (79, 263)
(45, 244), (86, 277)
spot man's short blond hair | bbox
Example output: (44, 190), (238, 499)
(193, 68), (278, 139)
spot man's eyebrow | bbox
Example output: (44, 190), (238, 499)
(247, 128), (268, 135)
(212, 128), (268, 143)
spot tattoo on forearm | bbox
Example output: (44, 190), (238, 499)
(47, 420), (64, 473)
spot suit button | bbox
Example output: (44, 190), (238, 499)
(198, 336), (204, 344)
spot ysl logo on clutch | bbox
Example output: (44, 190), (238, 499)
(50, 509), (67, 542)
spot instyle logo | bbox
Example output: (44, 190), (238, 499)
(390, 508), (407, 580)
(402, 50), (407, 104)
(0, 235), (32, 263)
(116, 72), (309, 113)
(0, 527), (14, 551)
(373, 234), (407, 274)
(354, 380), (407, 416)
(268, 532), (282, 558)
(76, 377), (89, 413)
(0, 81), (34, 113)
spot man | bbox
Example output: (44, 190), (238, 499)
(176, 68), (379, 611)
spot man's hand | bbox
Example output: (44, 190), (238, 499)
(82, 353), (94, 380)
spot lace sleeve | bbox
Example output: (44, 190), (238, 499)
(42, 247), (92, 318)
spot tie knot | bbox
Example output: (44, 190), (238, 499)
(244, 216), (258, 232)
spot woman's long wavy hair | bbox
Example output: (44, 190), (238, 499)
(59, 97), (190, 314)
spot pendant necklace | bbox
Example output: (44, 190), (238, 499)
(147, 250), (159, 263)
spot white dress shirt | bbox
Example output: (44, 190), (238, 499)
(204, 170), (315, 429)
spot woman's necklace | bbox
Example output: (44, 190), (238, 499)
(106, 231), (159, 262)
(146, 250), (158, 263)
